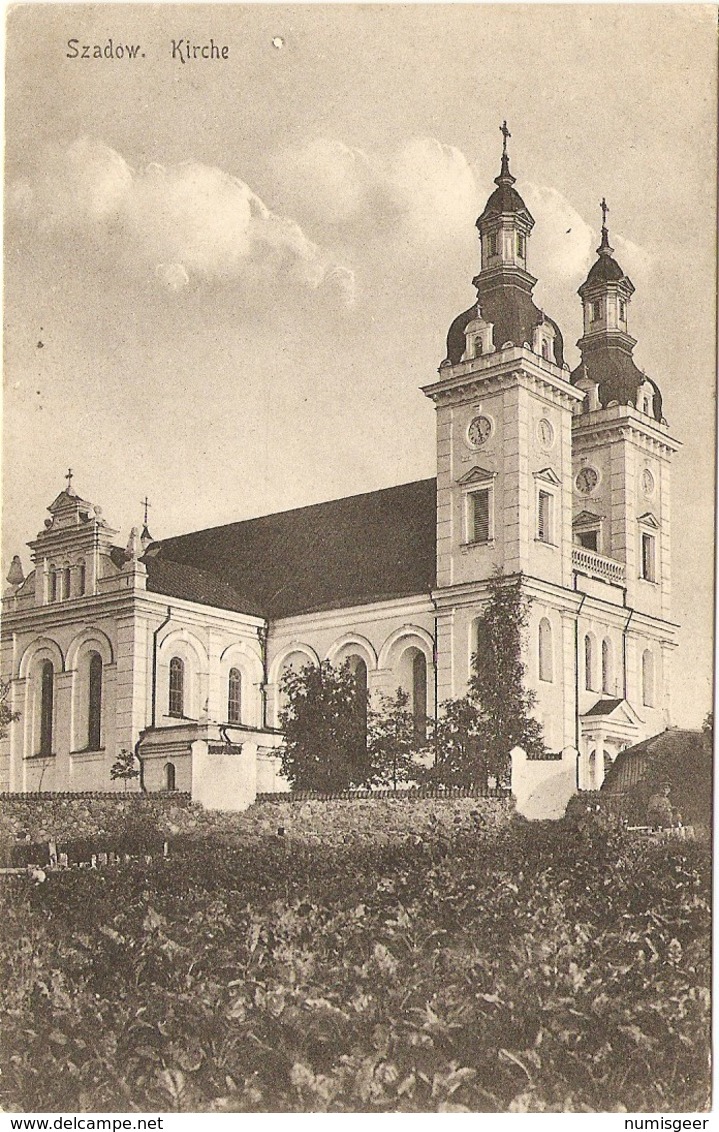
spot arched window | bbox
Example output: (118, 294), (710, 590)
(350, 657), (368, 740)
(538, 618), (553, 682)
(169, 657), (184, 717)
(88, 652), (102, 750)
(62, 567), (71, 600)
(164, 762), (176, 791)
(78, 564), (86, 595)
(642, 650), (655, 707)
(227, 667), (242, 724)
(601, 639), (613, 695)
(39, 660), (54, 756)
(50, 570), (58, 603)
(412, 651), (428, 738)
(584, 634), (595, 692)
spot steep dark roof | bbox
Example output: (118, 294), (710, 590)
(570, 346), (663, 422)
(445, 282), (565, 368)
(584, 697), (624, 718)
(144, 478), (437, 620)
(145, 558), (265, 616)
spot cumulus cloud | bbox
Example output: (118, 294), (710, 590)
(11, 137), (355, 302)
(523, 182), (653, 288)
(274, 136), (478, 244)
(523, 183), (595, 281)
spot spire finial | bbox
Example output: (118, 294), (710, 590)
(140, 495), (154, 549)
(597, 197), (613, 254)
(65, 467), (73, 491)
(500, 120), (511, 156)
(494, 120), (516, 186)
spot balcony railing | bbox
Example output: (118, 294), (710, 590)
(572, 547), (625, 585)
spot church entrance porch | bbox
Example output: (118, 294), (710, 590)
(578, 698), (643, 790)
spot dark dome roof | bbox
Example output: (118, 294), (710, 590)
(570, 346), (663, 422)
(580, 228), (632, 293)
(478, 182), (531, 224)
(477, 154), (533, 226)
(585, 253), (625, 285)
(444, 281), (564, 368)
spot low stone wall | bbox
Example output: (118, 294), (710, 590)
(0, 792), (194, 843)
(0, 791), (514, 846)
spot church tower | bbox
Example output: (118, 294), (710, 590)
(423, 125), (583, 732)
(570, 204), (680, 744)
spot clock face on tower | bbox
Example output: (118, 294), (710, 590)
(467, 415), (493, 447)
(576, 466), (599, 495)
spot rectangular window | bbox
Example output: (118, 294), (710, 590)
(578, 529), (599, 552)
(641, 532), (656, 582)
(537, 491), (553, 543)
(470, 488), (491, 543)
(486, 232), (497, 257)
(591, 300), (602, 322)
(517, 232), (526, 258)
(619, 299), (626, 321)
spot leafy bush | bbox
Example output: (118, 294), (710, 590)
(0, 810), (709, 1113)
(279, 660), (370, 790)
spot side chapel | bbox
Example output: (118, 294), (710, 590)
(0, 130), (679, 796)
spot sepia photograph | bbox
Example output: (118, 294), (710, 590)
(0, 3), (714, 1116)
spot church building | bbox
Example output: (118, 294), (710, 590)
(0, 132), (679, 797)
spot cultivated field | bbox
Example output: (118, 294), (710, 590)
(0, 797), (710, 1113)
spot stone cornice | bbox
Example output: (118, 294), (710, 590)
(424, 347), (583, 408)
(572, 407), (680, 456)
(271, 592), (434, 635)
(1, 587), (267, 637)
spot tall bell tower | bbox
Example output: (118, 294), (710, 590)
(570, 203), (680, 753)
(423, 125), (583, 729)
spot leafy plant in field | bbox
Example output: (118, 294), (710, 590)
(368, 688), (429, 789)
(0, 810), (710, 1114)
(279, 660), (370, 790)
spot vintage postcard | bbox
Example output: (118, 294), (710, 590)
(0, 3), (714, 1117)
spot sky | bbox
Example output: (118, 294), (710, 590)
(2, 4), (716, 726)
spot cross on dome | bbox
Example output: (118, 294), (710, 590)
(600, 197), (609, 228)
(500, 120), (511, 155)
